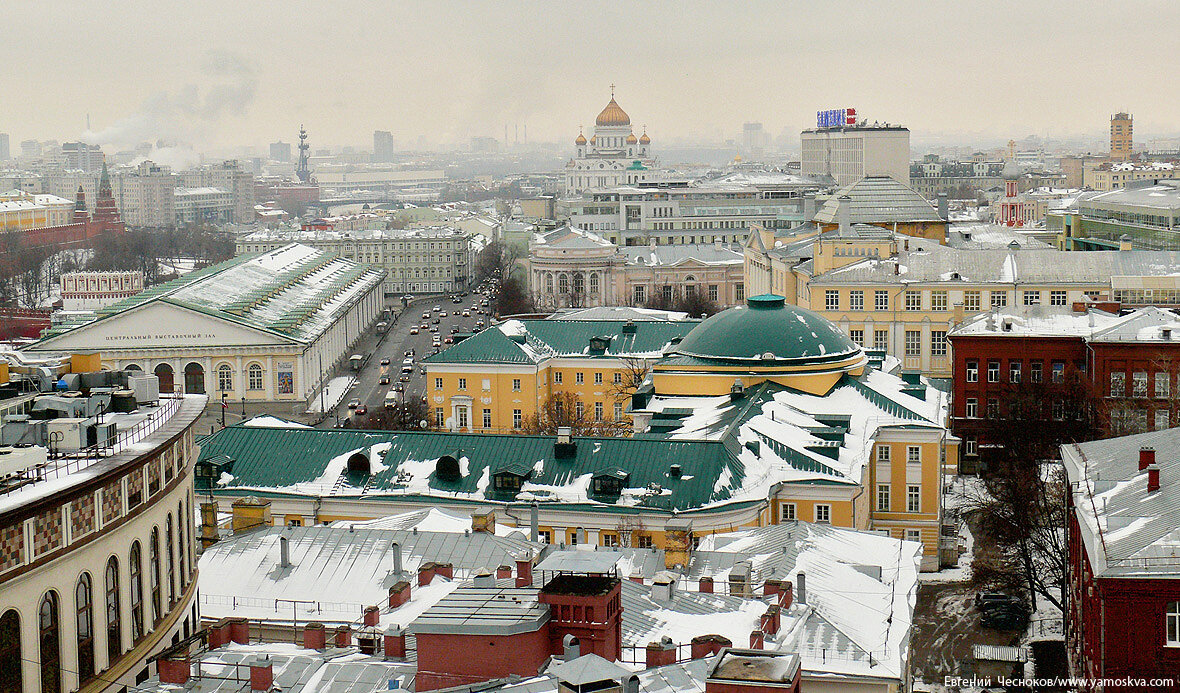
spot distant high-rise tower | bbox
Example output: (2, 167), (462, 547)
(270, 141), (292, 163)
(1111, 112), (1133, 160)
(296, 125), (312, 183)
(0, 133), (9, 161)
(373, 130), (395, 162)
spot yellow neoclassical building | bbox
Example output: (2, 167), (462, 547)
(199, 296), (955, 570)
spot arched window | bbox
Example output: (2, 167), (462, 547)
(0, 609), (21, 693)
(150, 528), (162, 624)
(39, 591), (61, 693)
(177, 501), (186, 588)
(247, 363), (264, 391)
(558, 274), (569, 295)
(76, 573), (95, 683)
(129, 541), (144, 642)
(590, 273), (600, 295)
(166, 515), (176, 604)
(545, 273), (554, 293)
(105, 557), (121, 663)
(572, 273), (585, 295)
(217, 364), (233, 392)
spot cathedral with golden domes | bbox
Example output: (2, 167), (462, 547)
(563, 87), (660, 195)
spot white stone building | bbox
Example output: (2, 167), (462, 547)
(800, 122), (910, 186)
(563, 90), (659, 195)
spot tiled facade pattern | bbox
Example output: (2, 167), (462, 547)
(102, 480), (123, 525)
(0, 524), (23, 573)
(127, 467), (144, 508)
(32, 507), (64, 558)
(71, 492), (96, 539)
(148, 457), (161, 495)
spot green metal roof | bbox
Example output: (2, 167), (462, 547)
(672, 295), (860, 364)
(196, 425), (747, 512)
(425, 319), (699, 365)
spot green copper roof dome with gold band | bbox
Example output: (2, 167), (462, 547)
(672, 294), (861, 364)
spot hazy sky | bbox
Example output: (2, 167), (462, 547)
(4, 0), (1179, 153)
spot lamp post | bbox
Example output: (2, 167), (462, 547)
(241, 396), (246, 419)
(221, 393), (227, 428)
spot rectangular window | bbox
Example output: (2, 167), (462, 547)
(987, 361), (1000, 383)
(1031, 361), (1043, 383)
(634, 285), (646, 304)
(907, 485), (921, 513)
(575, 401), (584, 418)
(907, 445), (921, 465)
(964, 435), (977, 456)
(708, 285), (718, 302)
(513, 409), (522, 429)
(874, 330), (889, 350)
(458, 377), (467, 391)
(850, 290), (864, 311)
(576, 372), (584, 385)
(614, 402), (623, 420)
(991, 291), (1007, 308)
(1050, 290), (1067, 306)
(637, 534), (653, 549)
(613, 372), (622, 384)
(594, 372), (603, 385)
(1156, 372), (1171, 399)
(1133, 371), (1148, 398)
(482, 409), (492, 428)
(735, 283), (744, 301)
(877, 446), (891, 463)
(814, 504), (831, 523)
(930, 330), (947, 356)
(435, 408), (444, 427)
(1110, 372), (1126, 397)
(780, 503), (796, 521)
(482, 378), (491, 391)
(1156, 409), (1171, 431)
(987, 398), (999, 418)
(874, 290), (889, 311)
(825, 290), (839, 311)
(457, 407), (469, 429)
(1022, 290), (1041, 306)
(877, 484), (890, 511)
(538, 529), (552, 544)
(905, 330), (921, 357)
(594, 402), (603, 421)
(554, 372), (563, 384)
(1010, 361), (1022, 383)
(931, 290), (948, 311)
(850, 329), (864, 346)
(965, 398), (978, 418)
(904, 291), (922, 311)
(512, 378), (521, 392)
(966, 361), (978, 382)
(905, 529), (922, 544)
(1168, 603), (1180, 646)
(1052, 362), (1065, 383)
(964, 291), (981, 311)
(1053, 400), (1065, 421)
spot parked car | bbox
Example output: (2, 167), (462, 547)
(410, 327), (419, 335)
(980, 603), (1029, 630)
(462, 310), (471, 317)
(443, 336), (453, 344)
(975, 592), (1022, 611)
(380, 357), (390, 365)
(347, 399), (360, 409)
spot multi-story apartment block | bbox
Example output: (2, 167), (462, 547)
(1110, 112), (1133, 160)
(177, 161), (254, 223)
(172, 187), (234, 224)
(112, 161), (175, 228)
(235, 226), (473, 294)
(1082, 160), (1175, 191)
(800, 119), (910, 186)
(565, 172), (823, 246)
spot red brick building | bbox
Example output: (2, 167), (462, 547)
(948, 305), (1180, 469)
(1062, 431), (1180, 689)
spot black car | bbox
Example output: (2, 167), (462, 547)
(980, 603), (1029, 630)
(976, 592), (1022, 611)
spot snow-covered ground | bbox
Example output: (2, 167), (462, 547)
(307, 376), (355, 413)
(919, 475), (977, 583)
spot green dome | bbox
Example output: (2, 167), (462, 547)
(674, 294), (860, 363)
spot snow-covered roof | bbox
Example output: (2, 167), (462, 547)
(946, 223), (1052, 250)
(1063, 428), (1180, 577)
(549, 306), (691, 322)
(948, 305), (1127, 339)
(620, 244), (744, 268)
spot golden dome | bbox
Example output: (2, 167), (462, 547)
(575, 132), (587, 145)
(639, 130), (650, 145)
(626, 133), (638, 144)
(590, 135), (597, 144)
(595, 97), (631, 127)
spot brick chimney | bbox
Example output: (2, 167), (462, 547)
(303, 622), (326, 650)
(691, 634), (732, 659)
(515, 553), (533, 587)
(763, 605), (780, 635)
(749, 630), (765, 650)
(1140, 447), (1156, 471)
(363, 605), (380, 627)
(496, 565), (513, 579)
(388, 581), (411, 608)
(1148, 464), (1161, 493)
(207, 619), (231, 649)
(334, 625), (352, 648)
(384, 626), (406, 659)
(418, 562), (436, 586)
(249, 655), (273, 691)
(434, 562), (454, 580)
(763, 579), (781, 598)
(540, 575), (623, 662)
(778, 581), (793, 610)
(698, 576), (714, 593)
(646, 637), (677, 667)
(157, 650), (191, 685)
(228, 617), (250, 645)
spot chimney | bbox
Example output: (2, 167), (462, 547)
(690, 634), (731, 659)
(530, 502), (540, 543)
(698, 576), (714, 593)
(802, 192), (817, 221)
(1140, 447), (1156, 471)
(434, 562), (454, 580)
(623, 674), (640, 693)
(562, 634), (581, 661)
(471, 509), (496, 533)
(418, 562), (436, 586)
(1163, 327), (1173, 341)
(363, 605), (380, 627)
(384, 626), (407, 659)
(555, 427), (577, 458)
(937, 193), (949, 221)
(837, 194), (852, 232)
(388, 581), (411, 608)
(730, 379), (745, 402)
(228, 617), (250, 645)
(763, 605), (781, 635)
(279, 535), (291, 569)
(473, 569), (496, 588)
(749, 630), (765, 650)
(779, 581), (794, 610)
(515, 553), (533, 587)
(356, 627), (380, 655)
(496, 565), (513, 579)
(652, 574), (675, 602)
(763, 578), (781, 598)
(646, 637), (677, 668)
(207, 619), (230, 649)
(391, 542), (403, 576)
(630, 572), (645, 585)
(334, 625), (352, 648)
(796, 572), (806, 605)
(1119, 234), (1133, 251)
(249, 655), (273, 692)
(1148, 465), (1161, 493)
(303, 622), (327, 650)
(157, 650), (191, 685)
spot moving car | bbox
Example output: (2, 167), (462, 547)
(443, 336), (453, 344)
(379, 375), (390, 385)
(355, 405), (368, 416)
(410, 327), (419, 335)
(380, 358), (391, 365)
(462, 310), (471, 317)
(347, 399), (360, 409)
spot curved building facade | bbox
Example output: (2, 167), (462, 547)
(0, 394), (206, 693)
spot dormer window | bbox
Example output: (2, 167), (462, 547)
(591, 467), (629, 496)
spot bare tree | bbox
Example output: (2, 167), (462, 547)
(519, 391), (630, 437)
(360, 396), (431, 432)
